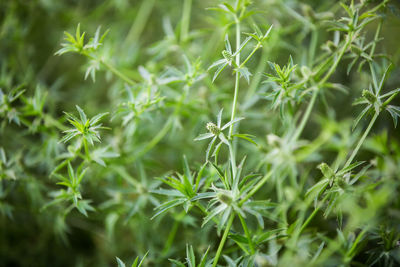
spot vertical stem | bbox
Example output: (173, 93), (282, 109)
(229, 18), (241, 138)
(123, 0), (156, 46)
(228, 142), (237, 179)
(180, 0), (192, 43)
(162, 211), (186, 256)
(292, 32), (353, 142)
(238, 212), (255, 254)
(369, 20), (382, 90)
(83, 139), (90, 160)
(344, 112), (378, 168)
(292, 88), (318, 141)
(212, 214), (235, 267)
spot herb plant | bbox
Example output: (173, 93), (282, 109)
(1, 0), (400, 266)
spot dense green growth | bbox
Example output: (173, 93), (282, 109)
(1, 0), (400, 266)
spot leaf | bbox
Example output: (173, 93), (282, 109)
(186, 244), (195, 267)
(237, 67), (252, 83)
(211, 62), (228, 83)
(233, 133), (257, 146)
(387, 105), (400, 127)
(221, 117), (245, 130)
(116, 257), (126, 267)
(194, 133), (214, 141)
(224, 34), (232, 54)
(151, 198), (185, 219)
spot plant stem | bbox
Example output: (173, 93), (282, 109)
(293, 32), (353, 141)
(212, 214), (235, 267)
(133, 118), (173, 160)
(292, 88), (318, 141)
(228, 142), (237, 179)
(229, 18), (241, 138)
(344, 112), (378, 168)
(162, 211), (186, 256)
(299, 205), (321, 235)
(239, 42), (261, 68)
(83, 138), (90, 160)
(346, 227), (368, 258)
(318, 32), (353, 86)
(237, 212), (255, 254)
(239, 170), (273, 205)
(180, 0), (192, 43)
(123, 0), (155, 46)
(100, 60), (136, 86)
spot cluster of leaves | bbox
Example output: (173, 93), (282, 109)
(1, 0), (400, 266)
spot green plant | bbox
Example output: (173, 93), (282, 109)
(1, 0), (400, 266)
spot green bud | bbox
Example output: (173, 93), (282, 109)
(317, 162), (335, 179)
(217, 192), (232, 205)
(362, 90), (376, 104)
(206, 122), (220, 135)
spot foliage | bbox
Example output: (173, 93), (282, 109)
(1, 0), (400, 266)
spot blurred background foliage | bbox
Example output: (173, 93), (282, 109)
(1, 0), (400, 266)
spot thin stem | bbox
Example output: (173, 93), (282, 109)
(292, 88), (318, 141)
(212, 214), (235, 267)
(133, 118), (173, 160)
(228, 142), (237, 179)
(299, 205), (321, 235)
(346, 228), (368, 259)
(123, 0), (156, 46)
(162, 211), (186, 256)
(293, 32), (353, 141)
(238, 212), (255, 254)
(83, 138), (90, 160)
(100, 60), (136, 86)
(368, 20), (382, 90)
(180, 0), (192, 43)
(229, 18), (241, 138)
(239, 170), (273, 205)
(239, 42), (261, 68)
(318, 32), (353, 86)
(344, 112), (378, 168)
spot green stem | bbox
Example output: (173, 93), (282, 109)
(100, 60), (136, 86)
(83, 138), (90, 160)
(239, 42), (261, 68)
(212, 214), (235, 267)
(162, 211), (186, 256)
(318, 32), (353, 86)
(299, 205), (321, 235)
(180, 0), (192, 43)
(123, 0), (155, 46)
(368, 20), (382, 90)
(292, 88), (318, 141)
(346, 228), (368, 259)
(344, 112), (378, 168)
(228, 142), (237, 179)
(229, 18), (241, 138)
(239, 170), (273, 205)
(238, 212), (255, 254)
(293, 32), (353, 141)
(133, 118), (173, 160)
